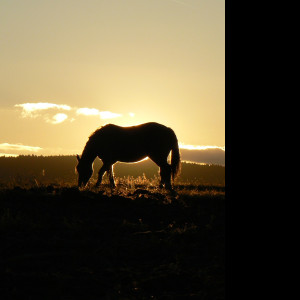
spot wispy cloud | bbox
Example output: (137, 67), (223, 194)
(76, 107), (122, 119)
(0, 143), (42, 152)
(45, 113), (68, 124)
(99, 111), (122, 119)
(76, 107), (100, 116)
(15, 102), (124, 124)
(15, 102), (71, 117)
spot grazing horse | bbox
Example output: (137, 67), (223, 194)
(75, 122), (181, 190)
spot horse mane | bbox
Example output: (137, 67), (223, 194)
(80, 126), (107, 161)
(88, 124), (116, 140)
(88, 126), (104, 140)
(82, 124), (115, 157)
(86, 126), (105, 147)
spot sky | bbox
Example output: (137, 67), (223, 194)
(0, 0), (225, 163)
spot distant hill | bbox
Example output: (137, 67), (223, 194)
(180, 148), (225, 166)
(0, 155), (225, 185)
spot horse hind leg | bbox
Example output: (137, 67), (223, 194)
(106, 165), (116, 188)
(160, 163), (172, 190)
(149, 155), (172, 190)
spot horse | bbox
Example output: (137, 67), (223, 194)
(75, 122), (181, 190)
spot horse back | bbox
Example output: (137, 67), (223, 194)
(92, 122), (177, 161)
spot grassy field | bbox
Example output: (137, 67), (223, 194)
(0, 157), (225, 299)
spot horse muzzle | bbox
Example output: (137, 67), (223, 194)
(78, 180), (84, 188)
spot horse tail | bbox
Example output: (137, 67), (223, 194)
(170, 131), (181, 182)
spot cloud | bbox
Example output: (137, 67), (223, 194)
(76, 107), (100, 116)
(76, 107), (122, 119)
(15, 102), (127, 124)
(46, 113), (68, 124)
(99, 111), (122, 119)
(0, 143), (42, 152)
(15, 102), (71, 117)
(179, 145), (225, 166)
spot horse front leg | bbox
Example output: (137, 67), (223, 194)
(95, 163), (108, 187)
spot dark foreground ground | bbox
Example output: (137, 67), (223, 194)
(0, 184), (225, 300)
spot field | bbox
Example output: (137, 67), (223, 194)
(0, 156), (225, 299)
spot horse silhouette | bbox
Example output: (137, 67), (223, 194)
(76, 122), (181, 190)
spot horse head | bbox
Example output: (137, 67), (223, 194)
(75, 154), (93, 187)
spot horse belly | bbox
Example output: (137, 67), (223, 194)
(116, 149), (148, 163)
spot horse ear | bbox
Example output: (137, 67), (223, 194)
(76, 154), (80, 162)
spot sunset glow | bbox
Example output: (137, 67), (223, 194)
(179, 143), (225, 151)
(0, 153), (19, 157)
(0, 143), (42, 152)
(0, 2), (225, 290)
(0, 0), (224, 161)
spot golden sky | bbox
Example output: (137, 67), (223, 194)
(0, 0), (225, 157)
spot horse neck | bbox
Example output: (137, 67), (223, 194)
(81, 141), (97, 165)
